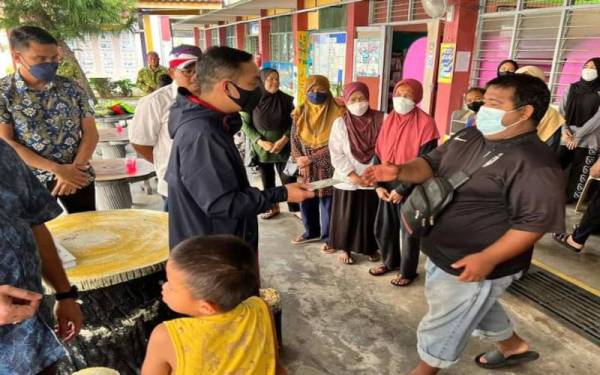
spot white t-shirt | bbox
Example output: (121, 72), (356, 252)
(328, 117), (375, 191)
(129, 83), (177, 196)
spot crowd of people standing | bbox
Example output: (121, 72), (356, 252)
(1, 22), (600, 375)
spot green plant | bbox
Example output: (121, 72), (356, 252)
(111, 79), (134, 97)
(89, 78), (113, 99)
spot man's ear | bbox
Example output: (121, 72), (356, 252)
(522, 104), (535, 122)
(224, 81), (241, 99)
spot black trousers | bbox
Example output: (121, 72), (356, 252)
(374, 200), (420, 278)
(559, 146), (598, 202)
(257, 161), (299, 212)
(573, 181), (600, 245)
(37, 362), (57, 375)
(46, 180), (96, 213)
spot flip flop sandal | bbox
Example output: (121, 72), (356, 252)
(338, 252), (354, 265)
(552, 233), (583, 253)
(368, 264), (392, 276)
(390, 274), (419, 287)
(321, 244), (337, 254)
(475, 350), (539, 369)
(291, 235), (320, 245)
(260, 210), (280, 220)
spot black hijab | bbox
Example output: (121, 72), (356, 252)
(252, 68), (294, 132)
(497, 59), (519, 77)
(565, 58), (600, 127)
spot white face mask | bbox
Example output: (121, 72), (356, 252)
(347, 101), (370, 117)
(582, 68), (598, 82)
(393, 97), (415, 115)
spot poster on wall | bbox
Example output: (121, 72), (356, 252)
(354, 39), (381, 77)
(310, 32), (346, 91)
(438, 43), (456, 84)
(296, 31), (309, 104)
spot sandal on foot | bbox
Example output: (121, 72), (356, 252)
(260, 209), (280, 220)
(475, 350), (539, 369)
(552, 233), (583, 253)
(321, 244), (336, 254)
(390, 274), (418, 287)
(338, 252), (354, 265)
(368, 264), (392, 276)
(291, 234), (320, 245)
(367, 253), (381, 262)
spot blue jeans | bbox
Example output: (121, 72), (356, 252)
(299, 196), (332, 243)
(417, 259), (522, 368)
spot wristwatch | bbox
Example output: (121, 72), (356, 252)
(55, 285), (79, 301)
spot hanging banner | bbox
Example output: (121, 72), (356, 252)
(296, 31), (309, 104)
(438, 43), (456, 84)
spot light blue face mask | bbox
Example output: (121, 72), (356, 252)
(476, 105), (523, 136)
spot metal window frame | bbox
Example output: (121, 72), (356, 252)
(472, 0), (600, 100)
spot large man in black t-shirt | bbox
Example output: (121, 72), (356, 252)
(364, 74), (565, 374)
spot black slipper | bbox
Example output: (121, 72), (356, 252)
(390, 273), (418, 287)
(552, 233), (583, 253)
(475, 350), (539, 369)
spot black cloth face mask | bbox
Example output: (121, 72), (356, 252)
(227, 81), (262, 113)
(467, 101), (484, 113)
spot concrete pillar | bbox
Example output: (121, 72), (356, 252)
(433, 0), (479, 136)
(204, 28), (212, 48)
(293, 0), (308, 102)
(218, 22), (226, 46)
(193, 27), (200, 47)
(236, 20), (245, 50)
(344, 0), (370, 84)
(258, 10), (271, 61)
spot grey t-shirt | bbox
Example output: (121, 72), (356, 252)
(421, 127), (566, 279)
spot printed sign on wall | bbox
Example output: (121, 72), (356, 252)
(438, 43), (456, 84)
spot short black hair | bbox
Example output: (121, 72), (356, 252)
(157, 74), (173, 88)
(147, 51), (159, 58)
(170, 235), (259, 312)
(486, 74), (550, 125)
(195, 46), (253, 92)
(466, 87), (485, 96)
(9, 26), (57, 50)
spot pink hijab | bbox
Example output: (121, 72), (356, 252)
(375, 79), (439, 164)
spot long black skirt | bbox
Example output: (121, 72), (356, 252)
(559, 146), (598, 202)
(329, 188), (379, 255)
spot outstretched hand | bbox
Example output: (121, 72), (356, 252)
(362, 162), (401, 185)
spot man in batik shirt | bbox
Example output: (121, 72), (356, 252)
(0, 26), (98, 213)
(0, 138), (83, 374)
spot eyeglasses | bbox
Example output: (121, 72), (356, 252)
(177, 67), (195, 76)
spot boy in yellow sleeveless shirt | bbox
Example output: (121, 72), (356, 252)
(142, 235), (285, 375)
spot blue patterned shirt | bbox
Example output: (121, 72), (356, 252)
(0, 139), (65, 374)
(0, 72), (95, 184)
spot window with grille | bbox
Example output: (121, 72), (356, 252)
(245, 22), (259, 55)
(270, 16), (293, 62)
(211, 30), (219, 47)
(199, 30), (206, 50)
(472, 2), (600, 103)
(225, 26), (236, 48)
(319, 5), (347, 29)
(369, 1), (432, 24)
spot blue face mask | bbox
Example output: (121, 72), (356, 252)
(27, 62), (59, 82)
(476, 105), (522, 136)
(307, 91), (328, 105)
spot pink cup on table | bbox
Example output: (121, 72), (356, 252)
(125, 158), (137, 174)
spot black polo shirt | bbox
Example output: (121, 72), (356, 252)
(421, 127), (565, 279)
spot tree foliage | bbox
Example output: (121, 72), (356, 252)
(0, 0), (138, 101)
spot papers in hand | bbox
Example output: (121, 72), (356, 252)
(308, 178), (343, 191)
(54, 241), (77, 270)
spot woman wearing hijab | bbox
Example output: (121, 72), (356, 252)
(559, 57), (600, 202)
(327, 82), (384, 264)
(291, 75), (345, 248)
(497, 59), (519, 77)
(368, 79), (439, 287)
(515, 65), (565, 151)
(242, 68), (299, 219)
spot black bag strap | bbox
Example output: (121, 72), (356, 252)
(447, 147), (503, 189)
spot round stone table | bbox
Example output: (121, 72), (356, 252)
(97, 128), (129, 159)
(46, 210), (170, 375)
(91, 159), (155, 210)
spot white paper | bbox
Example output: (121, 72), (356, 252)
(55, 241), (77, 270)
(455, 51), (471, 73)
(309, 178), (343, 191)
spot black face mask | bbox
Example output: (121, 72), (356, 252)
(467, 101), (484, 113)
(227, 81), (262, 113)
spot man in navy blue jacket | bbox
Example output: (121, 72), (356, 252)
(165, 46), (314, 250)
